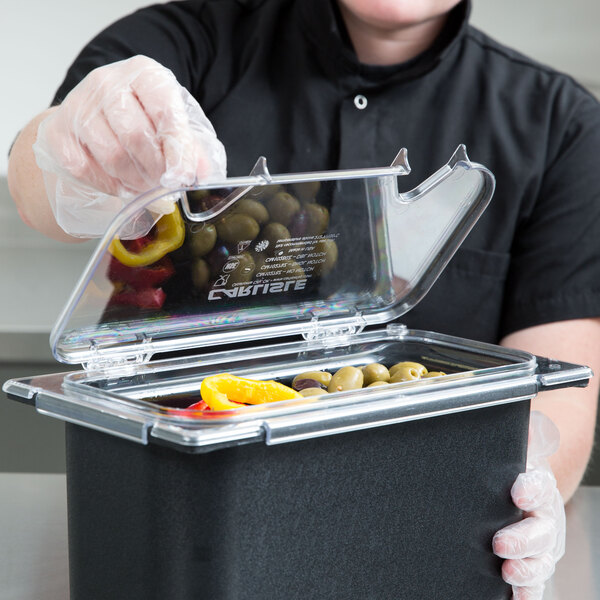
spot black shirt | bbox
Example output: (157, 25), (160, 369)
(52, 0), (600, 344)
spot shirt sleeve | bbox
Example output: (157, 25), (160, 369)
(500, 79), (600, 336)
(52, 1), (214, 105)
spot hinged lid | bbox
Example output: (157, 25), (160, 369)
(51, 145), (495, 367)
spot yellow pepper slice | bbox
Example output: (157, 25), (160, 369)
(200, 373), (302, 410)
(109, 206), (185, 267)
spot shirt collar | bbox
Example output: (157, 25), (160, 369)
(299, 0), (471, 88)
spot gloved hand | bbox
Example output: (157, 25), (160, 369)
(493, 411), (565, 600)
(33, 55), (226, 238)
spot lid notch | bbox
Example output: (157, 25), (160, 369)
(389, 148), (410, 172)
(448, 144), (469, 167)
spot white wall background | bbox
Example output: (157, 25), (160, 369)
(1, 0), (599, 176)
(1, 1), (160, 176)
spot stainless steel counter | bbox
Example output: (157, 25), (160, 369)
(0, 474), (597, 599)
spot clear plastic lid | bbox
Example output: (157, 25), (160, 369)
(51, 145), (495, 367)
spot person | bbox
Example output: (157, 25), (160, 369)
(7, 0), (600, 597)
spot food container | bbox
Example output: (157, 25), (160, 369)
(4, 146), (591, 600)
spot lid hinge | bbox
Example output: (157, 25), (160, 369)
(83, 335), (154, 373)
(303, 315), (366, 347)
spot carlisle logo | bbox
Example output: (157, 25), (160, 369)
(208, 279), (307, 300)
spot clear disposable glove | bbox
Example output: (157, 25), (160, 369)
(493, 411), (565, 600)
(33, 55), (227, 238)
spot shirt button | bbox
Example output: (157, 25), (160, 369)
(354, 94), (368, 110)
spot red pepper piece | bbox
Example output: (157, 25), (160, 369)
(109, 287), (166, 309)
(108, 256), (175, 290)
(187, 400), (211, 411)
(122, 234), (154, 253)
(169, 399), (215, 418)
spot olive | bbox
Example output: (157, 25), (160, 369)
(282, 259), (305, 280)
(222, 252), (255, 285)
(304, 203), (329, 236)
(367, 381), (390, 388)
(258, 223), (291, 254)
(312, 238), (338, 276)
(186, 189), (209, 209)
(247, 184), (283, 201)
(290, 181), (321, 203)
(292, 378), (324, 392)
(191, 258), (211, 289)
(187, 190), (222, 212)
(328, 366), (364, 393)
(299, 387), (328, 397)
(259, 257), (305, 281)
(206, 244), (232, 272)
(289, 209), (310, 237)
(423, 371), (446, 378)
(389, 362), (428, 383)
(389, 361), (428, 378)
(252, 253), (268, 278)
(361, 363), (391, 386)
(187, 189), (209, 201)
(213, 186), (235, 198)
(216, 213), (260, 244)
(292, 371), (332, 388)
(266, 192), (301, 227)
(232, 198), (269, 225)
(188, 224), (217, 257)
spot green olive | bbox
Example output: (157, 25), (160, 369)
(266, 192), (301, 227)
(216, 213), (260, 244)
(389, 361), (428, 377)
(282, 259), (305, 280)
(328, 366), (364, 393)
(367, 381), (390, 388)
(188, 224), (217, 257)
(389, 362), (428, 383)
(258, 257), (305, 281)
(290, 181), (321, 203)
(252, 253), (268, 275)
(304, 203), (330, 236)
(186, 189), (209, 202)
(423, 371), (446, 378)
(361, 363), (391, 386)
(258, 222), (291, 253)
(312, 238), (338, 276)
(232, 198), (269, 225)
(191, 258), (211, 289)
(299, 387), (328, 397)
(222, 252), (255, 285)
(292, 371), (333, 388)
(247, 184), (283, 201)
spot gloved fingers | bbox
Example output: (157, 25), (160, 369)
(511, 468), (558, 512)
(53, 124), (129, 200)
(35, 86), (139, 198)
(182, 88), (227, 180)
(493, 516), (556, 559)
(33, 55), (227, 238)
(102, 87), (166, 188)
(527, 411), (560, 463)
(501, 553), (556, 587)
(512, 583), (546, 600)
(130, 66), (200, 186)
(77, 110), (148, 195)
